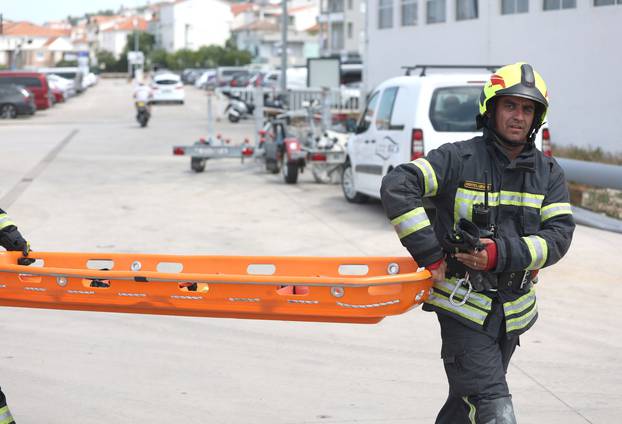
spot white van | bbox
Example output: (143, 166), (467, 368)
(341, 67), (551, 203)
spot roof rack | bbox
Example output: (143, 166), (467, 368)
(401, 65), (501, 77)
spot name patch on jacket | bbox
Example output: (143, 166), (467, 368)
(462, 180), (492, 191)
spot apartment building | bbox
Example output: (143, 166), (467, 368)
(231, 0), (320, 67)
(365, 0), (622, 150)
(318, 0), (364, 59)
(154, 0), (232, 52)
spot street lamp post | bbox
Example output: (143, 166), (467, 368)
(280, 0), (288, 93)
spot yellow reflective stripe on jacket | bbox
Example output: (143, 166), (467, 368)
(0, 213), (16, 231)
(503, 287), (536, 317)
(433, 279), (492, 311)
(411, 158), (438, 197)
(454, 188), (500, 222)
(522, 235), (548, 269)
(540, 202), (572, 222)
(506, 301), (538, 333)
(391, 207), (431, 239)
(425, 291), (488, 325)
(0, 405), (14, 424)
(499, 190), (544, 208)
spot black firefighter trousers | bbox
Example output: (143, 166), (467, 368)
(435, 302), (519, 424)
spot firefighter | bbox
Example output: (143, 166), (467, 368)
(380, 63), (574, 423)
(0, 207), (33, 424)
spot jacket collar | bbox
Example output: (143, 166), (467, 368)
(483, 129), (536, 172)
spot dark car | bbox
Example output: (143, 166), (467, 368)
(0, 71), (51, 110)
(229, 72), (251, 88)
(0, 84), (36, 118)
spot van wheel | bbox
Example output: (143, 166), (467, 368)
(191, 157), (206, 172)
(341, 161), (368, 203)
(0, 104), (17, 119)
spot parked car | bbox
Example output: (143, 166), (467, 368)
(47, 78), (66, 103)
(0, 71), (52, 110)
(249, 70), (279, 89)
(194, 70), (217, 89)
(47, 74), (76, 98)
(83, 72), (98, 88)
(217, 67), (249, 87)
(151, 73), (185, 104)
(229, 72), (252, 88)
(0, 84), (36, 118)
(341, 66), (552, 203)
(38, 67), (85, 93)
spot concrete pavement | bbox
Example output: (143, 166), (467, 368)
(0, 79), (620, 423)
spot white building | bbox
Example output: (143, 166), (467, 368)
(231, 0), (320, 67)
(365, 0), (622, 151)
(318, 0), (364, 58)
(101, 17), (148, 59)
(155, 0), (233, 52)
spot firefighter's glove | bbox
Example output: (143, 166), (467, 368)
(441, 218), (484, 254)
(0, 226), (35, 265)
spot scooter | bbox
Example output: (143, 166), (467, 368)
(225, 93), (254, 123)
(135, 101), (150, 128)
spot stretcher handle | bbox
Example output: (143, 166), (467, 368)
(0, 265), (430, 287)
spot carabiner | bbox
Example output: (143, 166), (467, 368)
(449, 274), (472, 306)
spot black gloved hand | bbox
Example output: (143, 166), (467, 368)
(0, 226), (34, 265)
(441, 218), (484, 254)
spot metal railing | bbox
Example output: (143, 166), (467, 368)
(219, 87), (360, 112)
(557, 158), (622, 191)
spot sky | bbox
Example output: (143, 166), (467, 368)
(0, 0), (143, 24)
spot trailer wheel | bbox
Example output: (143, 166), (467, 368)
(341, 161), (368, 203)
(191, 157), (206, 173)
(282, 160), (299, 184)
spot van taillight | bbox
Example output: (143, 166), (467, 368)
(542, 128), (552, 157)
(411, 129), (424, 160)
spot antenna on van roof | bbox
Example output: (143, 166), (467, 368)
(401, 65), (501, 77)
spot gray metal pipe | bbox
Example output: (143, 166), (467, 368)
(556, 158), (622, 190)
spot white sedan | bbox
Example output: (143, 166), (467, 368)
(150, 73), (185, 104)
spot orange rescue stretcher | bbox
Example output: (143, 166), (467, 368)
(0, 252), (433, 324)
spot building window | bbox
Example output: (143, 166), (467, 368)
(329, 0), (345, 13)
(427, 0), (446, 23)
(501, 0), (528, 13)
(594, 0), (622, 5)
(347, 22), (353, 38)
(331, 22), (345, 49)
(401, 0), (418, 26)
(378, 0), (394, 29)
(543, 0), (577, 9)
(456, 0), (478, 20)
(348, 0), (353, 10)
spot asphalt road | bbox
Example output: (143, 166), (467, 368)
(0, 79), (620, 424)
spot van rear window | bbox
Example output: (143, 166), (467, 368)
(429, 86), (481, 132)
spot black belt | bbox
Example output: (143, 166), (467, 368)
(447, 266), (533, 292)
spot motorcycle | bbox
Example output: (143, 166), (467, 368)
(135, 101), (150, 128)
(224, 92), (254, 123)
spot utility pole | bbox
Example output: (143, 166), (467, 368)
(133, 17), (139, 78)
(280, 0), (288, 93)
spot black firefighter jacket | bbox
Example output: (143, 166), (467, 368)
(380, 131), (575, 336)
